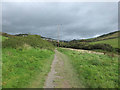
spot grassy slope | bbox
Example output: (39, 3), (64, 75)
(2, 36), (8, 41)
(58, 48), (118, 88)
(2, 48), (54, 88)
(94, 31), (118, 40)
(90, 37), (119, 48)
(76, 31), (119, 48)
(0, 36), (8, 42)
(87, 31), (119, 41)
(2, 34), (55, 88)
(89, 31), (119, 48)
(2, 35), (54, 50)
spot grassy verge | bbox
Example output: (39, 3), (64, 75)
(58, 48), (118, 88)
(2, 48), (54, 88)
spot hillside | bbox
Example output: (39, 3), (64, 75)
(1, 31), (119, 88)
(89, 31), (119, 48)
(2, 32), (55, 88)
(70, 30), (119, 43)
(94, 30), (119, 41)
(2, 33), (54, 50)
(52, 31), (120, 53)
(90, 37), (119, 48)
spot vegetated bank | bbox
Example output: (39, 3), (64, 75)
(2, 33), (55, 88)
(58, 48), (118, 88)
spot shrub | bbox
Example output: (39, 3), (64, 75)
(92, 43), (113, 51)
(115, 48), (120, 53)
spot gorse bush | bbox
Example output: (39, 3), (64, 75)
(2, 35), (54, 51)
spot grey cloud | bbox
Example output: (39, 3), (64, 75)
(2, 2), (118, 40)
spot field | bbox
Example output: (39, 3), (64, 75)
(1, 32), (119, 88)
(2, 35), (55, 88)
(85, 31), (119, 42)
(90, 38), (119, 48)
(2, 48), (54, 88)
(58, 48), (118, 88)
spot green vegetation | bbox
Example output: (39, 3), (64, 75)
(66, 31), (119, 43)
(2, 33), (55, 88)
(2, 30), (119, 88)
(0, 36), (1, 41)
(2, 48), (54, 88)
(93, 30), (119, 41)
(90, 37), (119, 48)
(2, 36), (8, 41)
(0, 35), (8, 44)
(58, 48), (118, 88)
(51, 31), (120, 53)
(2, 35), (54, 51)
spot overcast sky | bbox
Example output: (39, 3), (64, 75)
(2, 2), (118, 40)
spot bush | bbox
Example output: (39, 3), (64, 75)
(115, 48), (120, 53)
(92, 43), (113, 51)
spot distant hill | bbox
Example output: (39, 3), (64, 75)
(70, 30), (120, 43)
(89, 31), (119, 48)
(90, 30), (119, 41)
(1, 30), (119, 50)
(54, 30), (120, 53)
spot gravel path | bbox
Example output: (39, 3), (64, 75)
(44, 49), (83, 88)
(44, 49), (58, 88)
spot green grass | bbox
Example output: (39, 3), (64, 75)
(0, 36), (1, 89)
(0, 36), (1, 42)
(2, 48), (54, 88)
(85, 31), (119, 41)
(0, 36), (8, 42)
(2, 33), (55, 88)
(2, 35), (54, 50)
(58, 48), (118, 88)
(90, 38), (119, 48)
(2, 36), (8, 41)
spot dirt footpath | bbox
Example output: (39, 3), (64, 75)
(44, 49), (84, 88)
(44, 49), (58, 88)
